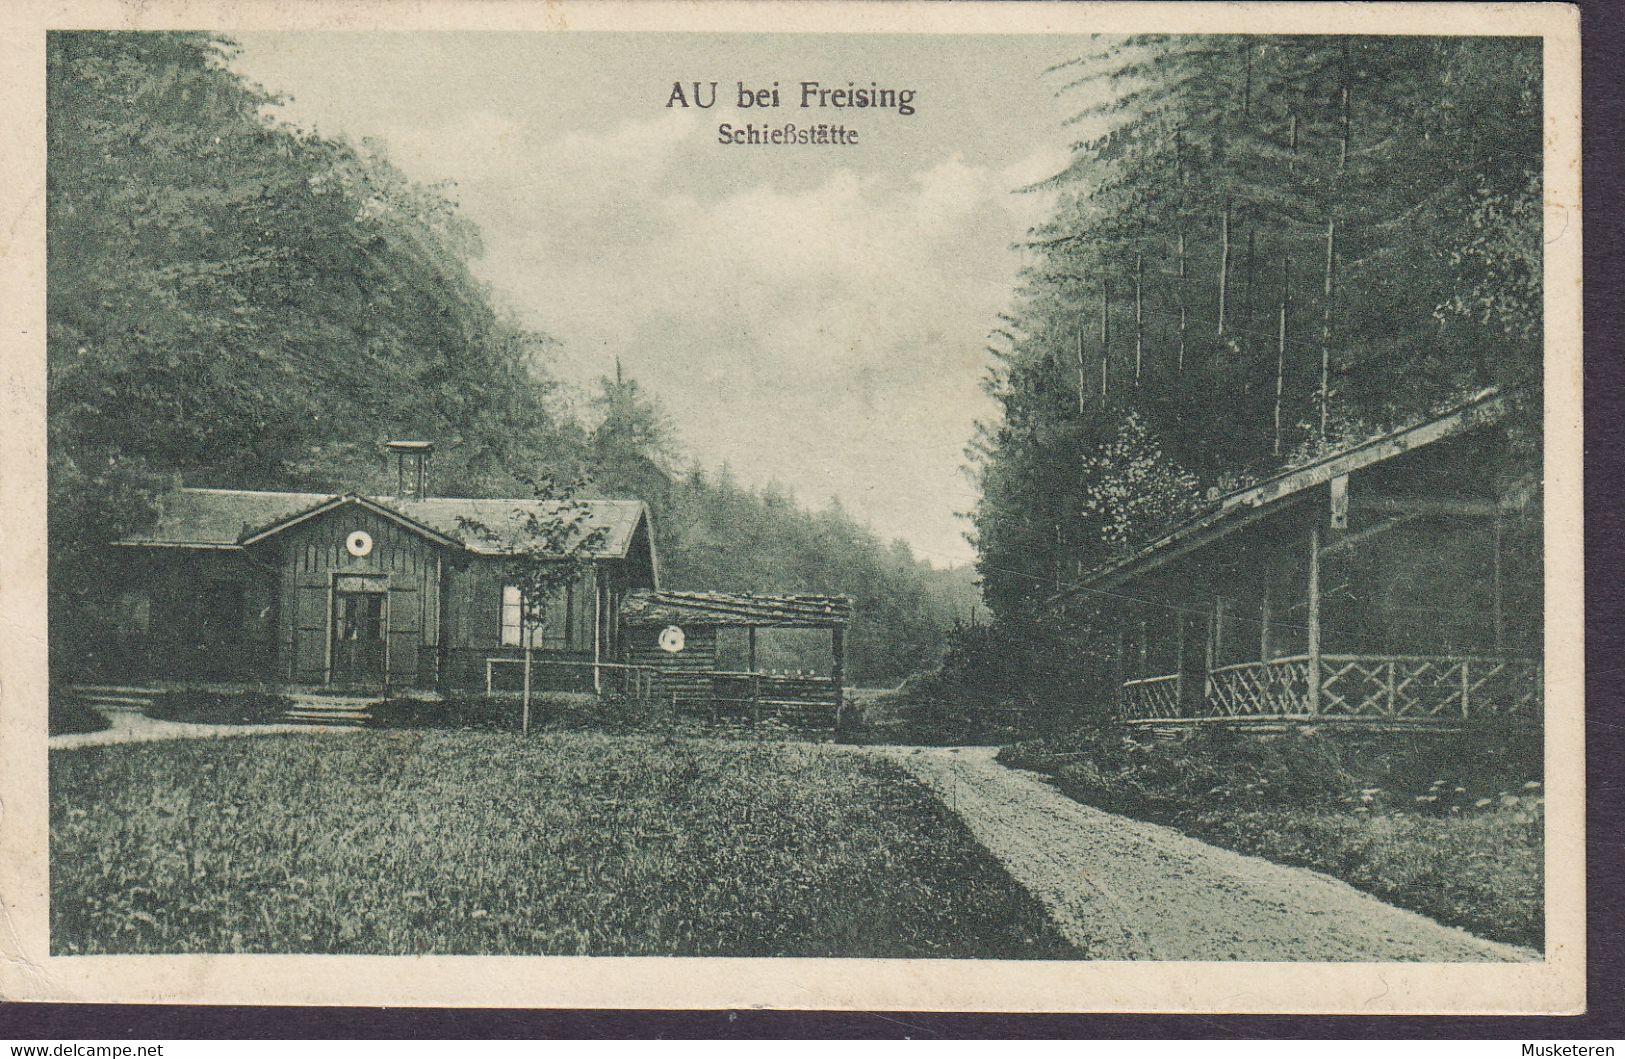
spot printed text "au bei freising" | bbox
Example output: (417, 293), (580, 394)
(665, 80), (917, 146)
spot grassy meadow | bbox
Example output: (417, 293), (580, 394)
(50, 731), (1076, 958)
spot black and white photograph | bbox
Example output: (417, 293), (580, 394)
(0, 0), (1584, 1015)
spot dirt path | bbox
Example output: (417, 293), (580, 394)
(49, 709), (362, 750)
(873, 745), (1533, 962)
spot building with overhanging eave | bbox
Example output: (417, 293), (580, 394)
(79, 481), (657, 691)
(65, 443), (858, 729)
(1060, 389), (1543, 730)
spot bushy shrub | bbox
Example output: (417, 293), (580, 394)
(49, 691), (112, 736)
(1002, 721), (1543, 819)
(1000, 722), (1545, 949)
(849, 618), (1115, 746)
(371, 695), (514, 732)
(373, 691), (686, 734)
(146, 689), (292, 725)
(542, 691), (678, 733)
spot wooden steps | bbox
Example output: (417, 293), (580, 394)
(70, 684), (160, 712)
(283, 694), (378, 728)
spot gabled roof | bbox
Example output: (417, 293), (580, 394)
(621, 590), (853, 628)
(236, 493), (462, 549)
(116, 488), (650, 560)
(1069, 388), (1511, 592)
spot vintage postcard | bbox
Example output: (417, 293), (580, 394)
(0, 0), (1583, 1014)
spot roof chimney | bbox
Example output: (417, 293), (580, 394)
(385, 440), (434, 500)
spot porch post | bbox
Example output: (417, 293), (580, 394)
(1259, 584), (1273, 661)
(1307, 518), (1322, 716)
(748, 627), (762, 721)
(1200, 596), (1218, 717)
(1173, 613), (1187, 714)
(1203, 597), (1216, 675)
(1113, 627), (1125, 713)
(830, 626), (845, 714)
(592, 579), (603, 694)
(1492, 508), (1505, 653)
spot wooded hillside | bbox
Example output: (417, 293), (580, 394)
(970, 35), (1542, 632)
(46, 31), (973, 686)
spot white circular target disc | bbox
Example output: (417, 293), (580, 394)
(345, 530), (374, 557)
(657, 625), (685, 653)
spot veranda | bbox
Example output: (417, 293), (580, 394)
(1080, 392), (1542, 730)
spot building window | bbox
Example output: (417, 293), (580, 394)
(500, 585), (527, 647)
(501, 584), (571, 649)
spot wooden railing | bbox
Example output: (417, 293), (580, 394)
(1121, 673), (1182, 721)
(515, 663), (840, 727)
(1207, 656), (1314, 720)
(1317, 655), (1541, 722)
(500, 658), (658, 698)
(1123, 654), (1541, 726)
(711, 671), (838, 726)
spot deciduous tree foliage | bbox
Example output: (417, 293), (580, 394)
(47, 31), (970, 686)
(582, 375), (983, 685)
(49, 33), (581, 550)
(970, 35), (1542, 650)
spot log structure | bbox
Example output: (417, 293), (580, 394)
(620, 590), (854, 727)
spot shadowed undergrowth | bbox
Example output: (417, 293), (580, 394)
(999, 725), (1543, 950)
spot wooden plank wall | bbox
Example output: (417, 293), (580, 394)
(439, 560), (602, 688)
(101, 549), (279, 682)
(276, 507), (440, 686)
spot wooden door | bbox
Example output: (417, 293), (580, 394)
(331, 584), (387, 685)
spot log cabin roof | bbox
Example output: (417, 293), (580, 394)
(621, 590), (853, 628)
(115, 488), (651, 560)
(1066, 388), (1512, 593)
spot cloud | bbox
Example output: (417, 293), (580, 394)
(225, 32), (1083, 565)
(346, 102), (1062, 563)
(426, 112), (1062, 563)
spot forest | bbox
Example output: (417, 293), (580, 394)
(959, 34), (1544, 703)
(46, 32), (977, 687)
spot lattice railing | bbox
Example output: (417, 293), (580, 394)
(1318, 655), (1542, 722)
(1123, 655), (1541, 726)
(1121, 673), (1182, 721)
(1205, 657), (1312, 719)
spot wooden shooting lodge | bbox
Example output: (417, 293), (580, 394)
(1065, 390), (1543, 729)
(68, 441), (854, 727)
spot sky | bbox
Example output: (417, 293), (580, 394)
(230, 33), (1089, 567)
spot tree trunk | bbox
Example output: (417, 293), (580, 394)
(1274, 255), (1290, 457)
(1134, 251), (1144, 384)
(1075, 326), (1087, 413)
(522, 644), (532, 736)
(1174, 125), (1188, 373)
(1339, 40), (1352, 174)
(1319, 215), (1337, 439)
(1322, 40), (1351, 439)
(1099, 280), (1111, 405)
(1218, 198), (1231, 337)
(1176, 231), (1188, 372)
